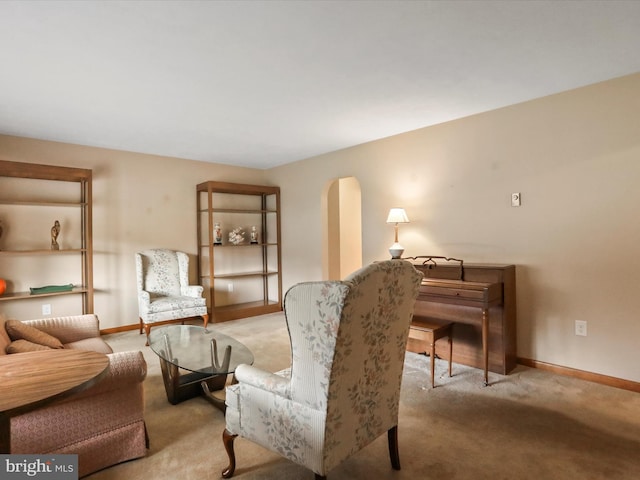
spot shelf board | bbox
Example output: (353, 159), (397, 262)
(0, 287), (88, 302)
(212, 301), (282, 322)
(196, 181), (280, 196)
(0, 200), (87, 207)
(213, 300), (280, 311)
(199, 242), (278, 248)
(0, 249), (86, 255)
(209, 270), (279, 279)
(198, 207), (277, 214)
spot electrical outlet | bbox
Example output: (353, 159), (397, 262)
(227, 283), (233, 293)
(575, 320), (587, 336)
(42, 304), (52, 316)
(511, 192), (521, 207)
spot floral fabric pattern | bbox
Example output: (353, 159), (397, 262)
(225, 260), (423, 477)
(135, 249), (207, 324)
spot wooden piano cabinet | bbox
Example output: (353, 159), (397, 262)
(408, 264), (517, 376)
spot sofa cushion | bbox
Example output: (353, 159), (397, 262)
(63, 337), (114, 355)
(5, 319), (64, 349)
(6, 339), (53, 354)
(0, 313), (11, 356)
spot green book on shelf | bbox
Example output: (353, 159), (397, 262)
(29, 284), (74, 294)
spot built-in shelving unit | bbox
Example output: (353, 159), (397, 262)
(196, 181), (282, 322)
(0, 160), (93, 315)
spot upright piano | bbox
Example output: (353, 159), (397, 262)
(405, 257), (517, 384)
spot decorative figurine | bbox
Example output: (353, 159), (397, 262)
(228, 227), (245, 245)
(250, 226), (258, 244)
(51, 220), (60, 250)
(214, 222), (222, 245)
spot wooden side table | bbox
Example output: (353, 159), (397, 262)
(408, 316), (453, 388)
(0, 349), (110, 453)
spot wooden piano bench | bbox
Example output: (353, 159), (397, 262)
(408, 316), (453, 388)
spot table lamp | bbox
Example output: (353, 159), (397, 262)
(386, 208), (409, 259)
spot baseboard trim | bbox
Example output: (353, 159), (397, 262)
(518, 357), (640, 393)
(101, 324), (139, 335)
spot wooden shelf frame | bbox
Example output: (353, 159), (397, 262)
(196, 181), (282, 323)
(0, 160), (93, 314)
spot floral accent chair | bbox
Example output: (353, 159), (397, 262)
(222, 260), (423, 479)
(135, 249), (209, 344)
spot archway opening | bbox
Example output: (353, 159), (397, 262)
(322, 177), (362, 280)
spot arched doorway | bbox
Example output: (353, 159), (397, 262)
(321, 177), (362, 280)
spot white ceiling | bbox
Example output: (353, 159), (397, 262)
(1, 1), (640, 169)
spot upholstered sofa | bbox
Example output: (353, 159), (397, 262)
(0, 313), (148, 478)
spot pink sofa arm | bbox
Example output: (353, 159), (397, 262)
(70, 350), (147, 400)
(23, 314), (102, 345)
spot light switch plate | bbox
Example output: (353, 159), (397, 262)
(511, 193), (521, 207)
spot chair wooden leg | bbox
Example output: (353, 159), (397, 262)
(222, 429), (238, 478)
(448, 334), (453, 378)
(430, 338), (436, 388)
(388, 425), (401, 470)
(144, 323), (152, 346)
(202, 313), (210, 329)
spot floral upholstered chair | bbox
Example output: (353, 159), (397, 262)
(135, 249), (209, 344)
(222, 260), (423, 479)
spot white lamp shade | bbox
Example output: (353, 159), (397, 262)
(386, 208), (409, 224)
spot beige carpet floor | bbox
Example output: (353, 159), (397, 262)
(87, 313), (640, 480)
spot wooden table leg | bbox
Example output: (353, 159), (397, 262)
(482, 308), (490, 386)
(201, 378), (228, 412)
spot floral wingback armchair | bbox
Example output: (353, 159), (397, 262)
(222, 260), (423, 479)
(135, 249), (209, 344)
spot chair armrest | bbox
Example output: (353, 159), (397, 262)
(23, 314), (101, 344)
(71, 351), (147, 399)
(138, 289), (151, 305)
(235, 364), (291, 398)
(182, 285), (204, 297)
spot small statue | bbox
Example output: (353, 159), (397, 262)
(51, 220), (60, 250)
(214, 222), (222, 245)
(250, 226), (258, 244)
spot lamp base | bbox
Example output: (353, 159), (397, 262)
(389, 242), (404, 259)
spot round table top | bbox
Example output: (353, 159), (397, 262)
(148, 325), (254, 375)
(0, 349), (110, 414)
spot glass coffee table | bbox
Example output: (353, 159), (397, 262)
(148, 325), (254, 411)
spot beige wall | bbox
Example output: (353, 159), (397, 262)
(1, 72), (639, 383)
(267, 73), (640, 383)
(0, 136), (267, 327)
(322, 177), (362, 280)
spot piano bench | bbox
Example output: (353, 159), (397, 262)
(408, 316), (453, 388)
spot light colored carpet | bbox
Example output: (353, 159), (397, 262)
(87, 313), (640, 480)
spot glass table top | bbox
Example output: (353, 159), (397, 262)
(148, 325), (254, 375)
